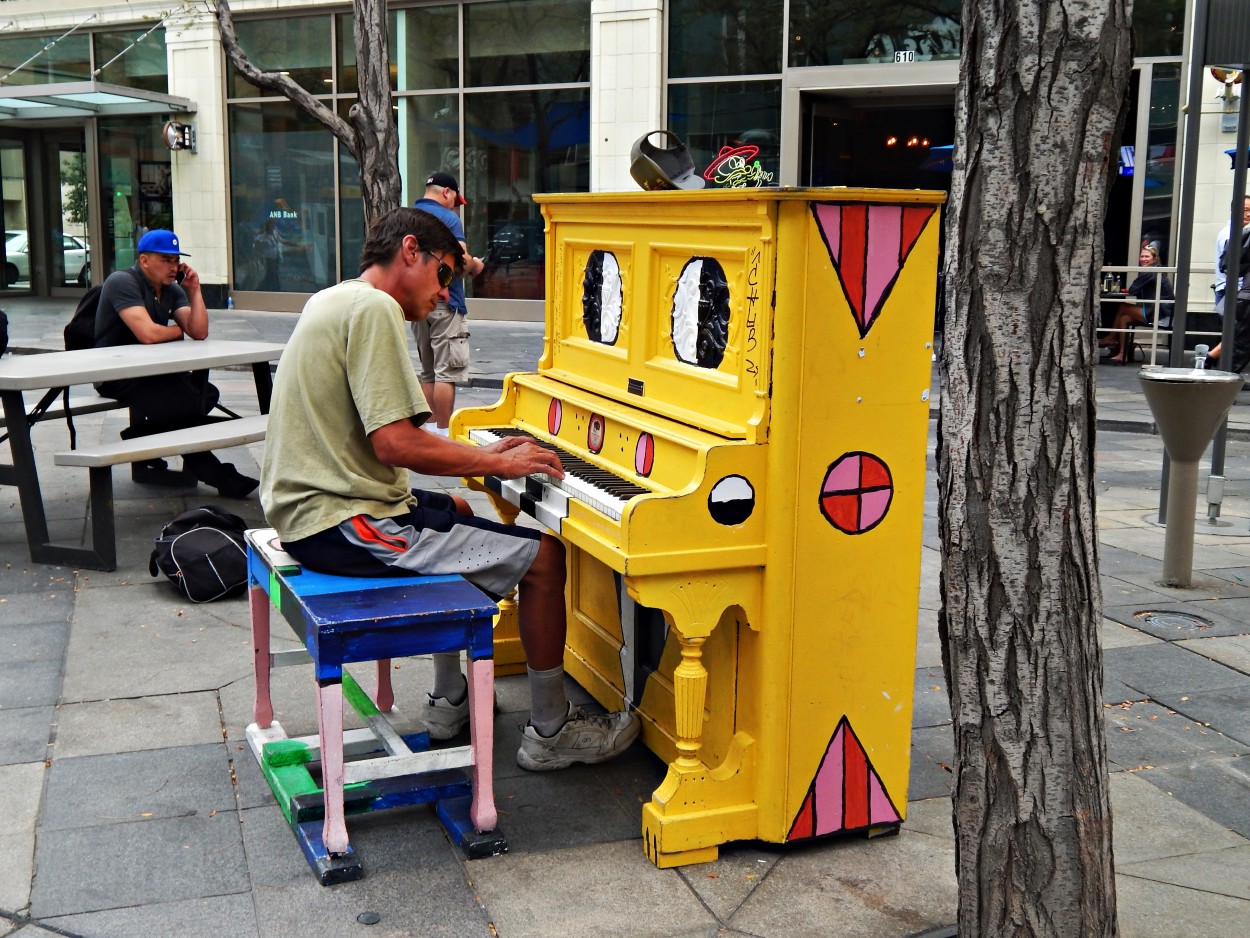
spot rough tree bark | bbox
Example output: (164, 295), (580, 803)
(215, 0), (401, 226)
(938, 2), (1133, 935)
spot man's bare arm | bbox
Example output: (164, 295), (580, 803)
(370, 418), (562, 480)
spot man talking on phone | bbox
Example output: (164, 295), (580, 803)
(93, 228), (258, 499)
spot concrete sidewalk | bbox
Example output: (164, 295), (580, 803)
(2, 297), (1250, 936)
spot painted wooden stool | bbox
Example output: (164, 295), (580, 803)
(244, 528), (507, 885)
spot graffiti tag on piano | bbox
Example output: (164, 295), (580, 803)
(745, 247), (761, 384)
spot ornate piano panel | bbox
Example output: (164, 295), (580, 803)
(452, 188), (943, 867)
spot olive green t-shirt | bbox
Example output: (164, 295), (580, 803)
(260, 279), (431, 542)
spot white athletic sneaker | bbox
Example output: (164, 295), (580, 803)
(516, 704), (641, 771)
(421, 692), (469, 740)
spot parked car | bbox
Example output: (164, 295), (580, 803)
(3, 230), (90, 287)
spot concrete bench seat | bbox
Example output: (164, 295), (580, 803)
(51, 414), (267, 571)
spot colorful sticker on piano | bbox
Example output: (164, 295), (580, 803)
(587, 414), (605, 454)
(811, 202), (936, 338)
(582, 250), (623, 345)
(671, 257), (730, 369)
(708, 475), (755, 525)
(819, 452), (893, 535)
(787, 715), (902, 841)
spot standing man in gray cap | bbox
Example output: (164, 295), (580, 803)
(411, 171), (484, 436)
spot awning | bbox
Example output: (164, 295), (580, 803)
(0, 80), (195, 122)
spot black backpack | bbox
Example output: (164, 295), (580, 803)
(65, 268), (144, 350)
(149, 506), (250, 602)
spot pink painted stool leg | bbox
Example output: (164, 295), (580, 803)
(466, 657), (497, 831)
(315, 679), (350, 855)
(250, 585), (273, 727)
(375, 658), (394, 712)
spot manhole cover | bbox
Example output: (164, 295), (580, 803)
(1133, 610), (1214, 631)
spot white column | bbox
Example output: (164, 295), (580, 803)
(591, 0), (664, 193)
(164, 7), (230, 295)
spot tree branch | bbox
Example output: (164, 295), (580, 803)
(214, 0), (359, 163)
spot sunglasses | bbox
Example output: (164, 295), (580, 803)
(422, 248), (455, 288)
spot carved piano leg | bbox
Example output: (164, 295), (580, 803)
(632, 573), (761, 869)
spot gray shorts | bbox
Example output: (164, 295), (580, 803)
(413, 302), (470, 383)
(282, 489), (541, 599)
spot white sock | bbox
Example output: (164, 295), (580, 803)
(432, 653), (465, 702)
(527, 665), (570, 736)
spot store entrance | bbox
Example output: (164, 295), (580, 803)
(1, 128), (92, 297)
(800, 92), (956, 193)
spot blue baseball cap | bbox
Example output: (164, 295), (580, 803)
(136, 229), (191, 256)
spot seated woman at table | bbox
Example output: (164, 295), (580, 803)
(1103, 243), (1174, 364)
(91, 229), (257, 498)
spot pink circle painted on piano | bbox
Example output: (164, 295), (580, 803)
(548, 398), (562, 436)
(635, 433), (654, 476)
(587, 413), (605, 454)
(819, 452), (894, 535)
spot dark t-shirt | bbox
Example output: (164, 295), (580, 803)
(412, 197), (467, 313)
(94, 265), (189, 348)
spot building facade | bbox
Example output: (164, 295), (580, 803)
(0, 0), (1231, 319)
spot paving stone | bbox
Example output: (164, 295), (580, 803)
(0, 658), (61, 709)
(675, 843), (781, 923)
(1101, 618), (1160, 649)
(0, 562), (78, 596)
(1102, 575), (1175, 608)
(1150, 682), (1250, 747)
(900, 796), (955, 842)
(1137, 755), (1250, 838)
(909, 725), (954, 801)
(0, 622), (69, 664)
(0, 591), (73, 629)
(728, 829), (957, 938)
(40, 892), (258, 938)
(1115, 872), (1250, 937)
(1177, 634), (1250, 673)
(1103, 641), (1248, 699)
(29, 813), (248, 918)
(473, 838), (715, 938)
(912, 666), (951, 728)
(53, 692), (224, 758)
(0, 761), (45, 836)
(1104, 600), (1250, 641)
(1104, 700), (1249, 770)
(489, 761), (642, 854)
(41, 744), (236, 832)
(1120, 844), (1250, 900)
(1109, 771), (1246, 864)
(0, 707), (50, 766)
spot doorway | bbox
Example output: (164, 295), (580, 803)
(0, 128), (90, 297)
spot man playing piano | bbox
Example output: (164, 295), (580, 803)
(259, 207), (640, 770)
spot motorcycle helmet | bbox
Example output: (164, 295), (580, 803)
(629, 131), (705, 191)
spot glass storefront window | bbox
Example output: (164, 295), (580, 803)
(668, 0), (783, 79)
(229, 102), (337, 294)
(399, 94), (461, 206)
(226, 16), (332, 98)
(1133, 0), (1185, 57)
(0, 33), (90, 86)
(668, 81), (781, 187)
(465, 0), (590, 87)
(97, 115), (172, 277)
(464, 88), (590, 299)
(789, 1), (960, 67)
(1140, 63), (1181, 259)
(94, 29), (168, 93)
(339, 6), (459, 95)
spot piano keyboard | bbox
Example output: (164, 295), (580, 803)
(468, 427), (651, 526)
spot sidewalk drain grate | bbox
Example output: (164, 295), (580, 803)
(1133, 610), (1214, 631)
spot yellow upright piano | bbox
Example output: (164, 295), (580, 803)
(452, 187), (944, 867)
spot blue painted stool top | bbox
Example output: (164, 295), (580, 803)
(246, 529), (499, 665)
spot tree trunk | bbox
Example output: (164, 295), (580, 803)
(215, 0), (401, 227)
(938, 2), (1132, 935)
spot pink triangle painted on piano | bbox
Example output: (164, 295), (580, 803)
(812, 203), (936, 338)
(786, 715), (902, 841)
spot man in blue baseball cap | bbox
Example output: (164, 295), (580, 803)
(92, 228), (258, 498)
